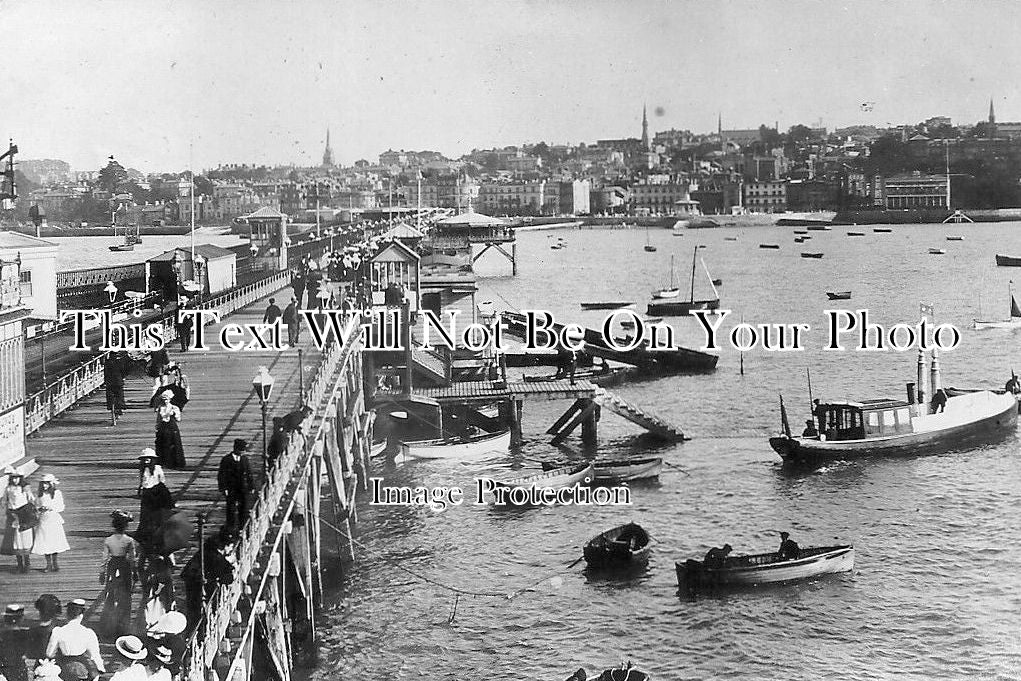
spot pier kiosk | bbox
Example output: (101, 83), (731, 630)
(425, 208), (516, 274)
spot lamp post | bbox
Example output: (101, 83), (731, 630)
(104, 281), (118, 305)
(171, 251), (183, 306)
(252, 366), (275, 471)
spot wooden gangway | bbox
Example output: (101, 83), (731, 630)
(593, 387), (685, 441)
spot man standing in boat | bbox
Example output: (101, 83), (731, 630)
(778, 532), (801, 560)
(704, 544), (732, 569)
(932, 389), (948, 413)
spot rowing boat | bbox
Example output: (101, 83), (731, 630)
(400, 429), (511, 460)
(676, 544), (854, 586)
(826, 291), (851, 300)
(801, 252), (824, 259)
(580, 301), (634, 310)
(491, 463), (594, 504)
(593, 456), (662, 482)
(583, 522), (652, 568)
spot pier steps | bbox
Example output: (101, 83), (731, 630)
(594, 387), (685, 441)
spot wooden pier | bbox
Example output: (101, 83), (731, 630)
(5, 280), (375, 680)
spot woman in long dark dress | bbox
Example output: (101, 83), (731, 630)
(1, 468), (35, 572)
(100, 511), (138, 639)
(153, 391), (186, 469)
(26, 594), (61, 660)
(136, 449), (175, 549)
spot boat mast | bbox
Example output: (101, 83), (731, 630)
(689, 245), (698, 302)
(669, 254), (675, 288)
(945, 140), (951, 210)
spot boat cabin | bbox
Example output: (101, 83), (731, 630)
(816, 398), (913, 440)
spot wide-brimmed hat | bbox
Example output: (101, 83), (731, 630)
(115, 635), (148, 660)
(233, 438), (250, 452)
(69, 598), (86, 607)
(159, 391), (173, 401)
(39, 474), (58, 484)
(2, 466), (16, 476)
(148, 610), (187, 635)
(138, 448), (158, 461)
(33, 660), (62, 679)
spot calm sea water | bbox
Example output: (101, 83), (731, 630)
(317, 223), (1021, 680)
(49, 227), (245, 270)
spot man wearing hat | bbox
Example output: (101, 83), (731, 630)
(46, 598), (104, 680)
(778, 531), (801, 560)
(0, 604), (29, 681)
(144, 611), (186, 679)
(109, 635), (147, 681)
(217, 439), (254, 529)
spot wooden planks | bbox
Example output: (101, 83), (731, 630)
(415, 379), (595, 403)
(1, 292), (319, 632)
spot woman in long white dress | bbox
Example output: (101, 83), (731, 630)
(1, 467), (35, 572)
(32, 473), (70, 572)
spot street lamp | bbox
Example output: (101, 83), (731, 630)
(104, 281), (118, 304)
(252, 366), (275, 470)
(171, 251), (183, 306)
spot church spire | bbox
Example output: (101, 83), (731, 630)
(322, 127), (335, 167)
(641, 104), (650, 150)
(988, 97), (997, 139)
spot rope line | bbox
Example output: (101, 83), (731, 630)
(320, 517), (582, 600)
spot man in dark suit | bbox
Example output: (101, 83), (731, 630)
(103, 351), (126, 425)
(217, 439), (254, 530)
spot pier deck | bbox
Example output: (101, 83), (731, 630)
(2, 288), (315, 627)
(389, 378), (597, 404)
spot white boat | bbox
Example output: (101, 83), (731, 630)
(928, 248), (946, 255)
(652, 255), (681, 299)
(974, 286), (1021, 329)
(370, 439), (388, 457)
(593, 456), (663, 482)
(494, 462), (594, 495)
(676, 545), (854, 586)
(401, 429), (511, 460)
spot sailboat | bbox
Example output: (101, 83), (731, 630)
(973, 283), (1021, 329)
(647, 245), (720, 316)
(108, 223), (139, 252)
(643, 225), (657, 252)
(652, 255), (680, 298)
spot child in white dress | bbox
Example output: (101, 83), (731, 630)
(33, 473), (70, 572)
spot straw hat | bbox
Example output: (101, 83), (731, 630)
(153, 646), (173, 664)
(148, 610), (187, 636)
(115, 635), (147, 660)
(138, 448), (158, 461)
(159, 391), (173, 402)
(39, 474), (58, 484)
(33, 660), (62, 679)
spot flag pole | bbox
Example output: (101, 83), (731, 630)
(806, 367), (814, 411)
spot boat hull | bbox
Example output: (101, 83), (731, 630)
(973, 319), (1021, 330)
(996, 254), (1021, 267)
(676, 545), (854, 586)
(647, 298), (720, 316)
(652, 288), (680, 299)
(584, 523), (652, 569)
(580, 302), (634, 310)
(770, 393), (1018, 463)
(826, 292), (851, 300)
(592, 457), (662, 483)
(401, 430), (511, 459)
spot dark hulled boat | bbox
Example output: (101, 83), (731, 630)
(801, 252), (824, 259)
(677, 545), (854, 586)
(647, 245), (720, 317)
(996, 253), (1021, 267)
(826, 291), (851, 300)
(580, 301), (634, 310)
(583, 522), (652, 568)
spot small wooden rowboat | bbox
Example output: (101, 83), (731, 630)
(873, 227), (893, 233)
(846, 231), (865, 236)
(492, 463), (594, 503)
(826, 291), (851, 300)
(370, 439), (388, 458)
(929, 248), (946, 255)
(676, 544), (854, 586)
(946, 235), (964, 241)
(580, 301), (634, 310)
(400, 429), (510, 460)
(523, 367), (628, 388)
(593, 456), (663, 482)
(996, 253), (1021, 267)
(542, 456), (662, 482)
(583, 522), (653, 568)
(801, 252), (824, 259)
(759, 243), (780, 249)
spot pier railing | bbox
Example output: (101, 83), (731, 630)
(56, 262), (146, 290)
(23, 270), (292, 435)
(182, 313), (361, 679)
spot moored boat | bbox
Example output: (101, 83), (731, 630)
(826, 291), (851, 300)
(581, 301), (634, 310)
(793, 229), (809, 235)
(583, 522), (652, 568)
(370, 439), (388, 457)
(647, 245), (720, 316)
(676, 545), (854, 586)
(652, 254), (680, 299)
(490, 463), (594, 505)
(929, 248), (946, 255)
(995, 253), (1021, 267)
(801, 252), (824, 259)
(973, 286), (1021, 329)
(946, 235), (964, 241)
(873, 227), (893, 233)
(759, 243), (780, 249)
(846, 231), (865, 236)
(401, 429), (511, 460)
(593, 456), (663, 482)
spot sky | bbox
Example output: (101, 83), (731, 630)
(0, 0), (1019, 172)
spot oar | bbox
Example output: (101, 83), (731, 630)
(661, 460), (690, 476)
